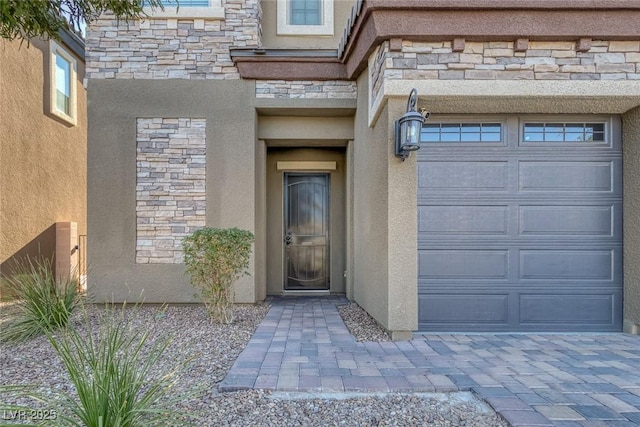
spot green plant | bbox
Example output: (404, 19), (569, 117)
(0, 385), (41, 427)
(182, 227), (254, 323)
(0, 256), (79, 342)
(43, 304), (193, 427)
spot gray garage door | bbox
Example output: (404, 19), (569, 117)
(417, 116), (623, 332)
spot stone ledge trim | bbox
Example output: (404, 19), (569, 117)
(255, 80), (357, 99)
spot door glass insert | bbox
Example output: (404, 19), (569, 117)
(284, 174), (329, 290)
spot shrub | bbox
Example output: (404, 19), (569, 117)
(182, 227), (254, 323)
(0, 256), (78, 342)
(44, 304), (194, 427)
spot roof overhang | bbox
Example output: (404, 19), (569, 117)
(231, 0), (640, 81)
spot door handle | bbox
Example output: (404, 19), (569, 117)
(284, 233), (293, 245)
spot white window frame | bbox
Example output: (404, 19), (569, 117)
(49, 40), (77, 126)
(277, 0), (334, 36)
(142, 0), (223, 19)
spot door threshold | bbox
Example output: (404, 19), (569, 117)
(282, 290), (331, 296)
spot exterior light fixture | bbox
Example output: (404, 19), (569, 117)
(395, 88), (428, 160)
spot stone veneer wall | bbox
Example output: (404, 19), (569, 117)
(85, 0), (260, 80)
(370, 40), (640, 107)
(255, 80), (357, 99)
(136, 118), (206, 264)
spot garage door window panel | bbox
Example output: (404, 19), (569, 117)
(421, 123), (502, 144)
(523, 122), (607, 145)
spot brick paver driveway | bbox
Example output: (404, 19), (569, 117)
(220, 297), (640, 427)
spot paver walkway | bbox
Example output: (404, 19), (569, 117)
(219, 296), (640, 427)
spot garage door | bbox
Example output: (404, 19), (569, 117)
(417, 116), (622, 332)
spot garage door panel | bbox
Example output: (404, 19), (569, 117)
(418, 161), (507, 191)
(418, 205), (508, 235)
(419, 250), (508, 279)
(418, 291), (621, 331)
(519, 293), (617, 325)
(419, 294), (508, 324)
(519, 205), (615, 237)
(519, 161), (615, 193)
(519, 250), (614, 280)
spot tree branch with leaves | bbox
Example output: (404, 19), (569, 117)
(0, 0), (172, 41)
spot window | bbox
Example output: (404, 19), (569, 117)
(144, 0), (209, 6)
(421, 123), (502, 143)
(290, 0), (321, 25)
(141, 0), (223, 19)
(171, 0), (209, 5)
(50, 40), (77, 125)
(277, 0), (333, 35)
(523, 123), (606, 143)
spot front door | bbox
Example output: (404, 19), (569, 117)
(284, 173), (330, 290)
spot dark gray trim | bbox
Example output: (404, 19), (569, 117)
(58, 28), (85, 59)
(231, 48), (338, 58)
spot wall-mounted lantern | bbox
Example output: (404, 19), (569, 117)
(395, 88), (428, 161)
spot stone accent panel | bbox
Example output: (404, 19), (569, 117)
(370, 40), (640, 98)
(369, 39), (640, 110)
(86, 0), (260, 80)
(369, 40), (640, 104)
(256, 80), (357, 99)
(370, 42), (388, 108)
(136, 118), (206, 264)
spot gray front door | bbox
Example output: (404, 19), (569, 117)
(284, 173), (330, 290)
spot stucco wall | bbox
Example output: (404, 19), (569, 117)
(352, 71), (392, 333)
(260, 0), (355, 49)
(385, 96), (418, 337)
(623, 106), (640, 333)
(352, 70), (419, 338)
(0, 37), (87, 277)
(88, 79), (257, 303)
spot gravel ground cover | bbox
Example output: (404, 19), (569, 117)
(1, 301), (507, 426)
(337, 302), (391, 342)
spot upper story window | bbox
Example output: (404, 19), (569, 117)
(50, 40), (77, 125)
(277, 0), (333, 36)
(174, 0), (209, 5)
(142, 0), (224, 19)
(145, 0), (209, 5)
(291, 0), (321, 25)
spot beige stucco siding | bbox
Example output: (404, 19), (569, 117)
(352, 72), (392, 332)
(0, 38), (86, 275)
(351, 73), (419, 337)
(87, 79), (257, 303)
(386, 97), (418, 337)
(623, 106), (640, 333)
(260, 0), (356, 49)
